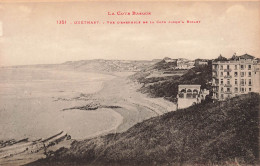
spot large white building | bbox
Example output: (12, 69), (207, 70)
(212, 54), (260, 101)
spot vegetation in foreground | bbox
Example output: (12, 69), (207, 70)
(28, 93), (259, 166)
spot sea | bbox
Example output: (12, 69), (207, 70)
(0, 67), (120, 140)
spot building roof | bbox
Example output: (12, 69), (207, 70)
(239, 54), (255, 59)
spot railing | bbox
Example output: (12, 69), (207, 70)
(224, 69), (232, 72)
(224, 75), (232, 78)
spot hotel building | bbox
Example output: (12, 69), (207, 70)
(212, 54), (260, 101)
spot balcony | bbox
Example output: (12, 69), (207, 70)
(212, 83), (219, 87)
(212, 68), (218, 72)
(224, 69), (232, 72)
(224, 84), (232, 87)
(224, 75), (232, 78)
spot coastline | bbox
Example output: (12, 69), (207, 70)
(90, 72), (177, 133)
(0, 70), (177, 165)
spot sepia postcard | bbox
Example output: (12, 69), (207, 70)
(0, 0), (259, 165)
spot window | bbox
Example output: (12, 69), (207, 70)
(221, 94), (224, 99)
(234, 72), (238, 77)
(227, 79), (230, 85)
(241, 79), (244, 86)
(193, 89), (198, 94)
(249, 88), (251, 92)
(241, 65), (244, 70)
(241, 72), (244, 77)
(235, 79), (238, 85)
(227, 88), (230, 92)
(221, 87), (224, 92)
(220, 65), (223, 70)
(221, 72), (223, 76)
(227, 72), (230, 76)
(187, 89), (192, 98)
(248, 65), (251, 70)
(235, 65), (237, 70)
(221, 79), (223, 85)
(241, 87), (244, 92)
(249, 79), (252, 86)
(249, 72), (251, 77)
(235, 87), (238, 92)
(227, 65), (229, 69)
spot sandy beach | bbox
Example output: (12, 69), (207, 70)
(0, 68), (176, 165)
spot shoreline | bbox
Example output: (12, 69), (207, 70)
(0, 70), (177, 165)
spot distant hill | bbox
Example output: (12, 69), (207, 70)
(2, 59), (157, 73)
(58, 59), (156, 72)
(29, 93), (259, 166)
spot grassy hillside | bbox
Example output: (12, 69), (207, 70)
(29, 93), (259, 166)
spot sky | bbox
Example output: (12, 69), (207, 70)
(0, 1), (259, 66)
